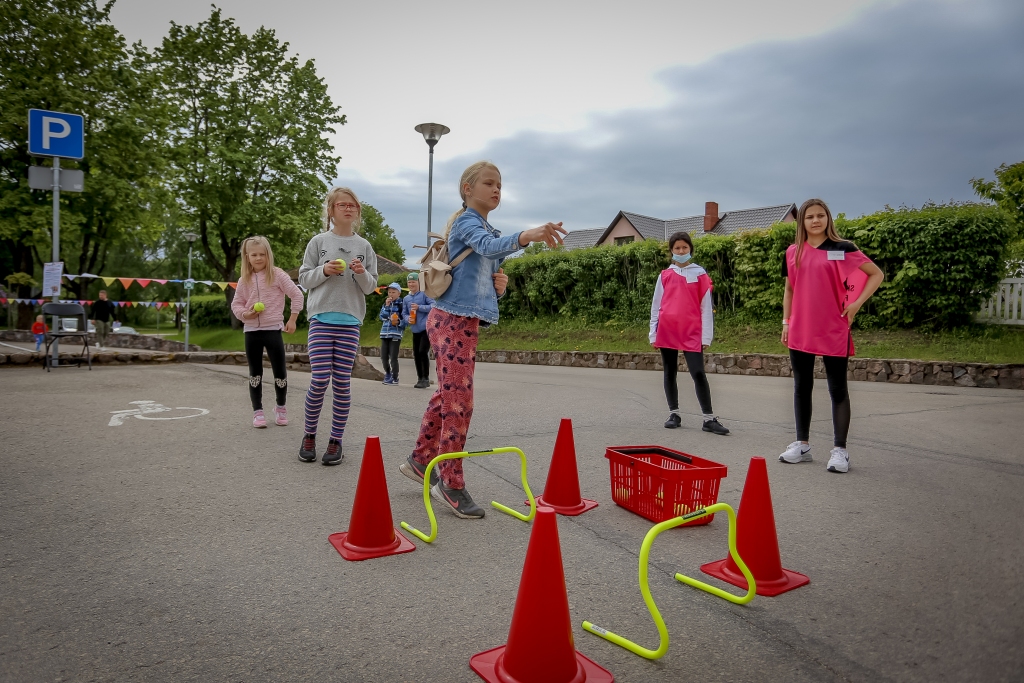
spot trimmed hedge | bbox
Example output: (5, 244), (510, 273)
(498, 203), (1014, 329)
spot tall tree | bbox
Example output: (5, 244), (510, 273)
(154, 8), (344, 326)
(972, 161), (1024, 236)
(0, 0), (166, 324)
(360, 203), (405, 265)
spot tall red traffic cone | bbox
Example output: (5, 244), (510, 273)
(470, 506), (614, 683)
(701, 456), (808, 596)
(534, 418), (598, 516)
(328, 436), (415, 561)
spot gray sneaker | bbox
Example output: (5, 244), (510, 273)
(400, 454), (439, 487)
(431, 481), (485, 519)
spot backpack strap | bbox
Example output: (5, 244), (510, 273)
(427, 232), (445, 241)
(448, 248), (473, 268)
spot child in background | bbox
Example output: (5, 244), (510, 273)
(398, 160), (566, 519)
(31, 315), (48, 351)
(402, 272), (434, 388)
(779, 198), (883, 473)
(231, 236), (303, 428)
(297, 187), (378, 465)
(649, 231), (730, 435)
(379, 282), (405, 386)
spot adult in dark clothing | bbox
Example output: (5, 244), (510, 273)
(90, 290), (118, 348)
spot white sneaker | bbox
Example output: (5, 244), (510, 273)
(779, 441), (812, 463)
(827, 447), (850, 473)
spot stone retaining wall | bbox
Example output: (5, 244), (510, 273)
(0, 329), (199, 352)
(357, 346), (1022, 390)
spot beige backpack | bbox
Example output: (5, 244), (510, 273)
(419, 232), (473, 299)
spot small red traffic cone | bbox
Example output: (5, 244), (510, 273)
(328, 436), (415, 561)
(534, 418), (598, 516)
(701, 457), (808, 596)
(470, 506), (614, 683)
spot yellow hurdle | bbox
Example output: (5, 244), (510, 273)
(582, 503), (755, 660)
(400, 447), (537, 543)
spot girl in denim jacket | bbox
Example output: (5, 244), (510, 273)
(399, 161), (566, 519)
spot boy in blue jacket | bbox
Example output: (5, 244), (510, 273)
(379, 282), (405, 385)
(402, 272), (435, 389)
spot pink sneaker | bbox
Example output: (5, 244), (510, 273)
(274, 406), (288, 426)
(253, 409), (267, 428)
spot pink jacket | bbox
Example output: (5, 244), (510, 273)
(231, 267), (304, 332)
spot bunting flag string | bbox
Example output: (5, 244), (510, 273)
(3, 298), (187, 309)
(59, 273), (239, 288)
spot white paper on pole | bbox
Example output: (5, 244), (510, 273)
(42, 262), (64, 297)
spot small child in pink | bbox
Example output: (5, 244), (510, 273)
(779, 199), (884, 473)
(231, 236), (304, 428)
(650, 231), (729, 435)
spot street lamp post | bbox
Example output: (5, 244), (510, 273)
(414, 123), (450, 246)
(183, 232), (199, 350)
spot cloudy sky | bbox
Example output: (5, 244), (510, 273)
(111, 0), (1024, 259)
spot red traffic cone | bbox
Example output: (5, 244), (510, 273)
(470, 506), (614, 683)
(328, 436), (415, 562)
(701, 457), (808, 596)
(534, 418), (598, 516)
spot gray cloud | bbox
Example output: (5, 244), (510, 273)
(338, 0), (1024, 257)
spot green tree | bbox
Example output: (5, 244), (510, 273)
(153, 8), (344, 326)
(360, 203), (404, 264)
(0, 0), (167, 324)
(972, 161), (1024, 276)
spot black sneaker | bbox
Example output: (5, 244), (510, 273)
(298, 433), (317, 462)
(414, 378), (430, 389)
(400, 454), (439, 487)
(321, 439), (343, 466)
(430, 481), (485, 519)
(702, 418), (730, 436)
(664, 413), (682, 429)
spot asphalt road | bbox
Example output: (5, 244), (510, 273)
(1, 359), (1022, 682)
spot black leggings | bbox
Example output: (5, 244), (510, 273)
(790, 350), (850, 448)
(412, 331), (431, 380)
(660, 348), (713, 415)
(244, 330), (287, 411)
(381, 338), (401, 379)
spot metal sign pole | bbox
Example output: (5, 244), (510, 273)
(50, 158), (60, 366)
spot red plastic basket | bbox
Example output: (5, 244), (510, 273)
(605, 445), (727, 526)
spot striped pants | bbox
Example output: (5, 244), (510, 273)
(304, 321), (361, 441)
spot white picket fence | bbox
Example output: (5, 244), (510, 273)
(978, 278), (1024, 325)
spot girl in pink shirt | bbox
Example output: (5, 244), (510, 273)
(231, 236), (304, 428)
(779, 199), (884, 473)
(650, 231), (729, 435)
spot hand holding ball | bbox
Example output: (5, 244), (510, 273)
(335, 258), (347, 273)
(253, 302), (265, 313)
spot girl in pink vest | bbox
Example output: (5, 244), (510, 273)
(779, 199), (884, 473)
(650, 231), (729, 435)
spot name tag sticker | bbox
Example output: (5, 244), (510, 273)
(685, 273), (698, 283)
(827, 251), (846, 261)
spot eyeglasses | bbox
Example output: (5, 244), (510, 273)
(333, 202), (359, 210)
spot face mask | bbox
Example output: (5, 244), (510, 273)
(672, 253), (692, 264)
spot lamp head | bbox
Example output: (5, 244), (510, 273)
(415, 122), (450, 148)
(184, 232), (199, 244)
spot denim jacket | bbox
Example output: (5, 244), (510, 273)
(402, 291), (435, 334)
(433, 208), (522, 325)
(379, 299), (405, 339)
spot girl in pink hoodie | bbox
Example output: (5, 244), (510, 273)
(231, 236), (304, 428)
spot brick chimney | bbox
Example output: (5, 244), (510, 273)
(703, 201), (719, 232)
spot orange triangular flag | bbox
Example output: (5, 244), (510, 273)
(118, 278), (134, 289)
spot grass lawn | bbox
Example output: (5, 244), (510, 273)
(141, 317), (1024, 364)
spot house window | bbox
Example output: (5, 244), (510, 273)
(614, 236), (635, 246)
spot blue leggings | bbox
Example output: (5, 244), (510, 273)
(304, 321), (360, 440)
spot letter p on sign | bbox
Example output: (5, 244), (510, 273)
(28, 109), (84, 159)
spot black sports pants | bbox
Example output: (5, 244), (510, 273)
(660, 348), (713, 415)
(381, 338), (401, 379)
(412, 331), (431, 380)
(244, 329), (288, 410)
(789, 349), (850, 447)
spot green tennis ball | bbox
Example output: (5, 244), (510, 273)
(253, 302), (265, 312)
(335, 258), (347, 271)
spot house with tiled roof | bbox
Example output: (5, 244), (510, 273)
(561, 202), (797, 248)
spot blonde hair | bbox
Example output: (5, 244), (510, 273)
(444, 161), (501, 238)
(240, 236), (276, 286)
(323, 187), (362, 232)
(794, 198), (842, 268)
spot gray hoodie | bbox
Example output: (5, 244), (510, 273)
(299, 231), (378, 321)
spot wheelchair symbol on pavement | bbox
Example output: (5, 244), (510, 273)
(108, 400), (210, 427)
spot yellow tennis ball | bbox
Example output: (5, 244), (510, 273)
(253, 302), (265, 312)
(335, 258), (347, 271)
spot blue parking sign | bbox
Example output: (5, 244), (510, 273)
(28, 109), (84, 159)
